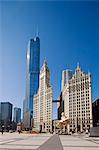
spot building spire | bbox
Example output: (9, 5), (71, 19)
(44, 57), (47, 65)
(77, 62), (80, 69)
(88, 69), (91, 75)
(36, 25), (39, 37)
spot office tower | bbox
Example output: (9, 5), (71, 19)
(92, 98), (99, 127)
(61, 70), (72, 90)
(33, 60), (52, 132)
(60, 64), (93, 133)
(13, 107), (21, 123)
(58, 70), (72, 120)
(0, 102), (12, 130)
(23, 35), (40, 129)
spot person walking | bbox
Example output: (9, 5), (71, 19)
(1, 127), (4, 135)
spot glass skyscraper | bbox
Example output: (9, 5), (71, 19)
(0, 102), (12, 131)
(13, 107), (21, 123)
(23, 36), (40, 129)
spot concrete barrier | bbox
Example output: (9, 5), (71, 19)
(90, 127), (99, 137)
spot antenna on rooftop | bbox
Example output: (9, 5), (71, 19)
(36, 25), (39, 37)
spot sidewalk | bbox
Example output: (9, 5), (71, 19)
(37, 134), (63, 150)
(0, 132), (99, 150)
(59, 134), (99, 150)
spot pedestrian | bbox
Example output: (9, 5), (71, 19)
(1, 129), (4, 135)
(18, 130), (21, 134)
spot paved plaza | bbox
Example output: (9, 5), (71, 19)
(0, 132), (99, 150)
(60, 134), (99, 150)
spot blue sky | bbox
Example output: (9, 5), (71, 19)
(0, 1), (99, 118)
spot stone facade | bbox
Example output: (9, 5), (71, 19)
(60, 64), (93, 133)
(33, 60), (52, 132)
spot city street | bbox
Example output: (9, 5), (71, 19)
(0, 132), (99, 150)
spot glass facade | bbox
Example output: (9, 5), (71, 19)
(23, 36), (40, 128)
(0, 102), (12, 130)
(13, 107), (21, 123)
